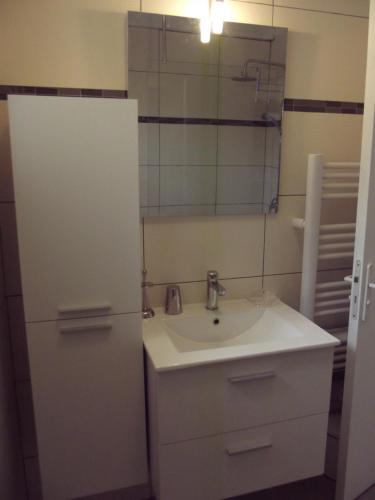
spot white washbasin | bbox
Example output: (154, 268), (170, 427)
(143, 298), (339, 371)
(164, 307), (302, 352)
(164, 308), (264, 344)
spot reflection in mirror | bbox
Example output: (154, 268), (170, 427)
(128, 12), (287, 216)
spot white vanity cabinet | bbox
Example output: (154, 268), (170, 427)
(147, 347), (334, 500)
(8, 96), (147, 500)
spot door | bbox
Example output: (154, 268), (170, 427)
(336, 1), (375, 498)
(8, 96), (141, 322)
(27, 313), (147, 500)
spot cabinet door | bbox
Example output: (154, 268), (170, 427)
(26, 313), (147, 500)
(8, 96), (141, 322)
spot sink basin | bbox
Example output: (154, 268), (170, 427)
(143, 298), (339, 371)
(164, 307), (303, 352)
(164, 308), (264, 344)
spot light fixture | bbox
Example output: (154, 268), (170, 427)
(211, 0), (225, 35)
(200, 14), (211, 43)
(200, 0), (226, 43)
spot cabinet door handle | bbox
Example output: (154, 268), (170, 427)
(226, 437), (272, 456)
(228, 371), (276, 384)
(58, 302), (112, 315)
(59, 321), (112, 334)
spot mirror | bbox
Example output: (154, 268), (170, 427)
(128, 12), (287, 216)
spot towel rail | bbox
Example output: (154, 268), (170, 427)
(322, 193), (358, 199)
(297, 154), (359, 373)
(316, 281), (351, 290)
(325, 162), (360, 168)
(316, 290), (350, 299)
(314, 307), (350, 317)
(320, 223), (356, 231)
(318, 252), (354, 260)
(319, 233), (355, 241)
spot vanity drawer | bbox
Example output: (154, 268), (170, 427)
(152, 347), (334, 443)
(157, 413), (328, 500)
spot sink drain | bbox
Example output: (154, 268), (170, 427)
(213, 318), (220, 325)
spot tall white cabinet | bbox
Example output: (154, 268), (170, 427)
(8, 96), (148, 500)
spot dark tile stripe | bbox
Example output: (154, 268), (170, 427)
(0, 85), (128, 100)
(283, 98), (364, 114)
(0, 85), (363, 116)
(139, 116), (279, 127)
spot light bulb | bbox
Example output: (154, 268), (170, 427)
(211, 0), (225, 35)
(200, 15), (211, 43)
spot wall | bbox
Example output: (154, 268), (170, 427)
(0, 0), (369, 498)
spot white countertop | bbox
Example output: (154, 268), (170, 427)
(143, 298), (340, 372)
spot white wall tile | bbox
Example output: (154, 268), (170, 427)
(160, 124), (217, 165)
(0, 102), (14, 203)
(128, 26), (159, 72)
(149, 276), (262, 307)
(264, 195), (305, 275)
(1, 0), (138, 88)
(141, 1), (273, 19)
(160, 74), (218, 118)
(139, 123), (159, 166)
(280, 112), (363, 195)
(226, 2), (273, 25)
(16, 381), (37, 458)
(160, 166), (216, 206)
(222, 276), (263, 300)
(274, 0), (369, 17)
(263, 273), (302, 310)
(274, 7), (368, 101)
(149, 281), (206, 307)
(215, 203), (263, 215)
(0, 203), (22, 296)
(141, 0), (210, 17)
(7, 297), (29, 381)
(216, 166), (264, 204)
(144, 216), (264, 283)
(218, 126), (265, 165)
(128, 71), (159, 115)
(159, 205), (215, 216)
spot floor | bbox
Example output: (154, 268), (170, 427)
(228, 476), (335, 500)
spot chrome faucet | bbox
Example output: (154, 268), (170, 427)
(206, 270), (226, 310)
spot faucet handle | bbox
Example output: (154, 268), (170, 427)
(207, 270), (219, 281)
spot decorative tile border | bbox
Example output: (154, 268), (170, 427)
(0, 86), (364, 116)
(139, 116), (277, 127)
(0, 85), (128, 100)
(283, 98), (364, 114)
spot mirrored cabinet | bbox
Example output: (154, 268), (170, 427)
(128, 12), (287, 216)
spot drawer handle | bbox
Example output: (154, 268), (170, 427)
(58, 302), (112, 315)
(226, 437), (272, 456)
(59, 321), (112, 334)
(228, 371), (276, 384)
